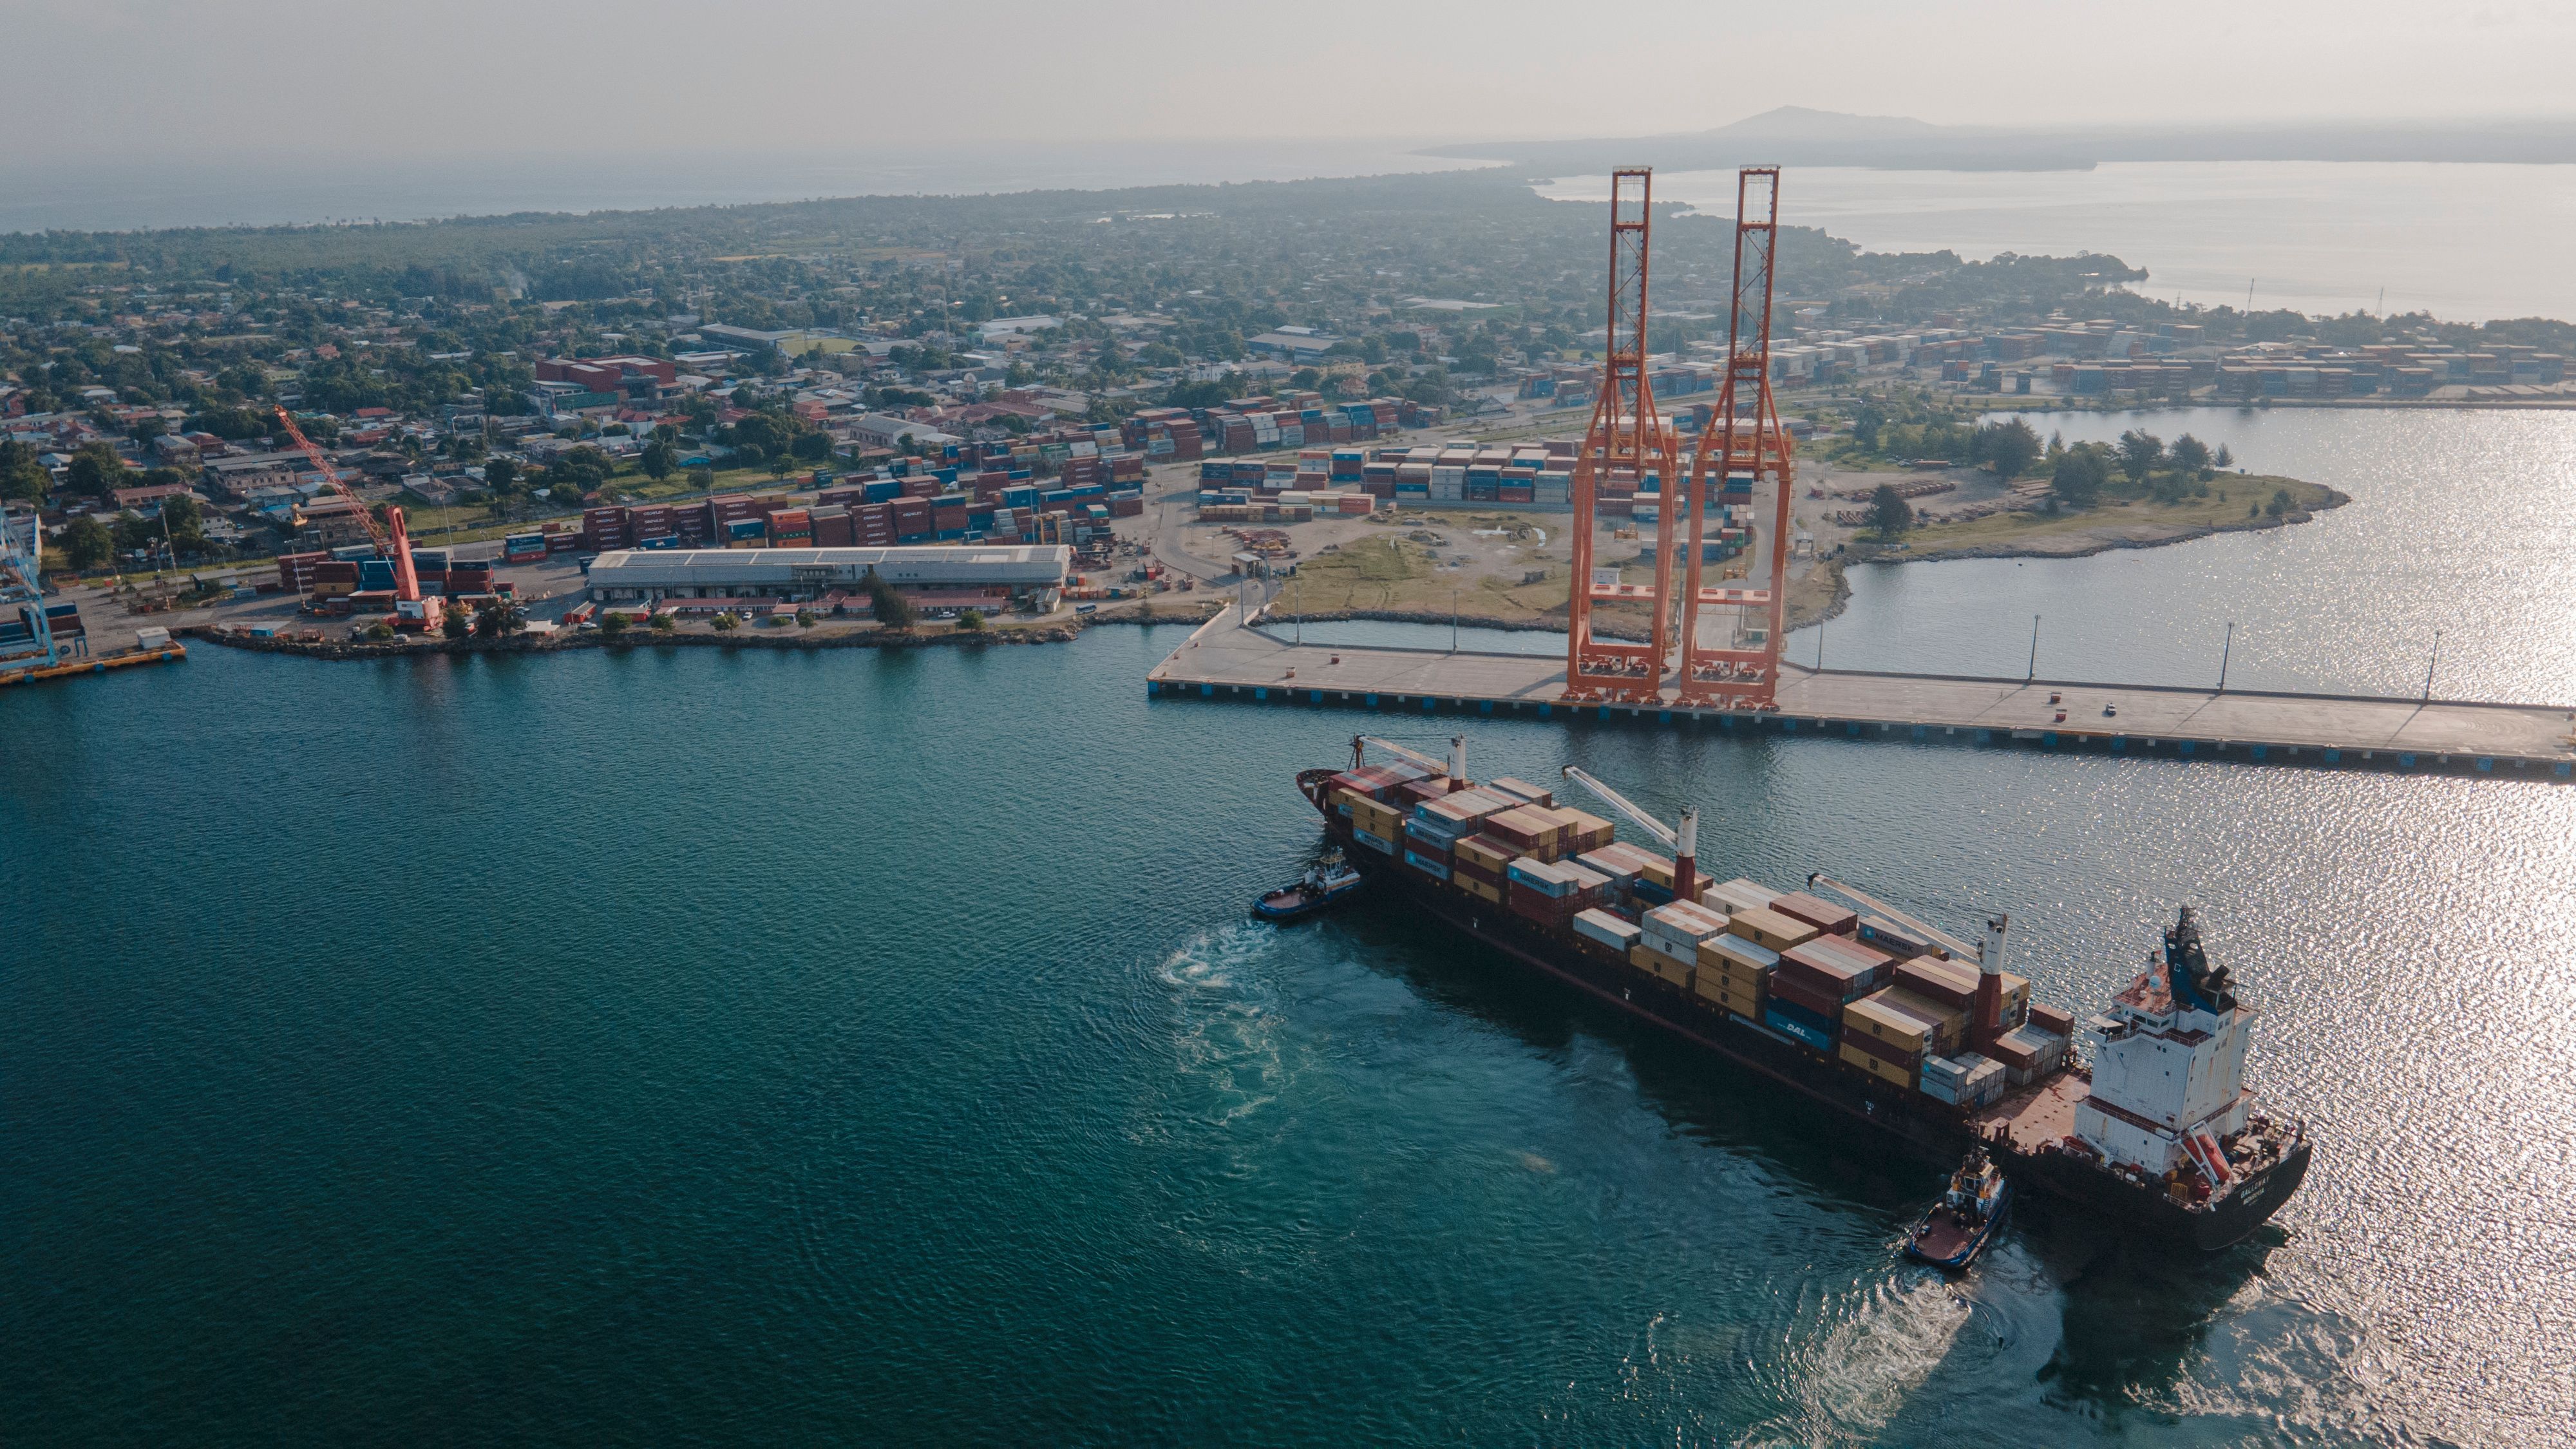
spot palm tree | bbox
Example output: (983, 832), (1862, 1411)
(474, 595), (523, 638)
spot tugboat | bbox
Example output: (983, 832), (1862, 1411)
(1906, 1146), (2011, 1269)
(1253, 849), (1365, 924)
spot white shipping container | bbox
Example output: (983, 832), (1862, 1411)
(1702, 878), (1779, 916)
(1574, 909), (1644, 951)
(1645, 900), (1728, 941)
(1700, 933), (1779, 974)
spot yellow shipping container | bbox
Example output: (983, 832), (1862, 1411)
(1846, 992), (1937, 1052)
(1629, 942), (1696, 990)
(1840, 1042), (1918, 1090)
(1454, 836), (1513, 871)
(1555, 808), (1617, 853)
(1729, 905), (1821, 953)
(1704, 967), (1768, 1000)
(1698, 934), (1774, 974)
(1457, 876), (1504, 905)
(1694, 973), (1761, 1012)
(1879, 985), (1967, 1050)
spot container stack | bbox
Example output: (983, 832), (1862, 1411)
(1920, 1052), (2009, 1108)
(1768, 890), (1861, 938)
(1482, 805), (1568, 863)
(1506, 858), (1608, 927)
(1701, 877), (1779, 918)
(1766, 934), (1893, 1052)
(1694, 933), (1776, 1021)
(1574, 908), (1643, 954)
(1573, 840), (1665, 900)
(1727, 904), (1821, 954)
(1632, 900), (1728, 990)
(1404, 786), (1512, 882)
(1451, 834), (1515, 904)
(1482, 777), (1556, 809)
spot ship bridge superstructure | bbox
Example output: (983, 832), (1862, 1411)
(2077, 908), (2255, 1180)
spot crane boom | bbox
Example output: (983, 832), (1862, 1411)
(272, 406), (387, 553)
(1558, 767), (1675, 848)
(1354, 735), (1454, 777)
(272, 406), (440, 629)
(1804, 871), (1983, 961)
(1560, 766), (1699, 902)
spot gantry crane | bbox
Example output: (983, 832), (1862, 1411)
(1558, 766), (1699, 904)
(1562, 167), (1681, 704)
(1676, 166), (1795, 710)
(273, 406), (442, 631)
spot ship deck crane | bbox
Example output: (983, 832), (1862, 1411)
(1559, 766), (1698, 902)
(1353, 734), (1466, 782)
(1808, 870), (2012, 1046)
(273, 406), (441, 631)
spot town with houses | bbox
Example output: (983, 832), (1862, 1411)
(6, 168), (2575, 669)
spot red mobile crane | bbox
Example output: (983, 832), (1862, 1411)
(273, 407), (443, 632)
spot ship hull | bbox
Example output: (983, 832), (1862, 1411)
(1330, 819), (2300, 1251)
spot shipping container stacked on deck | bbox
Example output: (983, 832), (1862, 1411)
(1317, 762), (2075, 1116)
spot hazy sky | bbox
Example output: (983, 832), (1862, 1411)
(12, 0), (2575, 159)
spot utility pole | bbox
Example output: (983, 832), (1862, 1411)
(1452, 586), (1459, 653)
(2027, 614), (2040, 681)
(2423, 629), (2439, 702)
(2217, 621), (2235, 692)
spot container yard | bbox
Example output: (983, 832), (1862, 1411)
(1297, 734), (2312, 1249)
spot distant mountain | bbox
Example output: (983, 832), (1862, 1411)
(1425, 108), (2093, 173)
(1426, 108), (2576, 173)
(1706, 106), (1942, 142)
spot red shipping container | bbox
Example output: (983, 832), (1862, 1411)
(1789, 934), (1893, 983)
(1507, 882), (1577, 925)
(1894, 956), (1979, 1011)
(1769, 969), (1847, 1020)
(1771, 891), (1859, 936)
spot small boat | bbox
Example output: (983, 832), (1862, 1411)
(1905, 1146), (2011, 1270)
(1253, 850), (1365, 923)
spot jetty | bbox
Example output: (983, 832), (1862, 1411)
(1147, 606), (2576, 779)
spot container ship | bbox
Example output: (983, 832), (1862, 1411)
(1296, 736), (2311, 1251)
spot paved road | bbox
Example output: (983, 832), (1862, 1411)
(1149, 609), (2576, 769)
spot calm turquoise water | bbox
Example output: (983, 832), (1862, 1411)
(1822, 408), (2576, 705)
(8, 630), (2573, 1444)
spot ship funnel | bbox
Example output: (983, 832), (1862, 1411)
(1447, 735), (1466, 788)
(1982, 914), (2008, 975)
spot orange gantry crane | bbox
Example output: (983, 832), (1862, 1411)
(272, 406), (443, 632)
(1561, 167), (1681, 704)
(1676, 166), (1794, 709)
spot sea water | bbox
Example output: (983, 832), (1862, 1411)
(6, 616), (2571, 1444)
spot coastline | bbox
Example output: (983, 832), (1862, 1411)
(177, 599), (1222, 663)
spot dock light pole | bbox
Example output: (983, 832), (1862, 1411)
(2423, 629), (2440, 702)
(2218, 621), (2235, 693)
(2027, 614), (2040, 681)
(1452, 587), (1459, 653)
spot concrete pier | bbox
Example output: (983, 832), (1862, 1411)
(1146, 607), (2576, 779)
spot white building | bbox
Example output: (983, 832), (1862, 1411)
(586, 545), (1069, 609)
